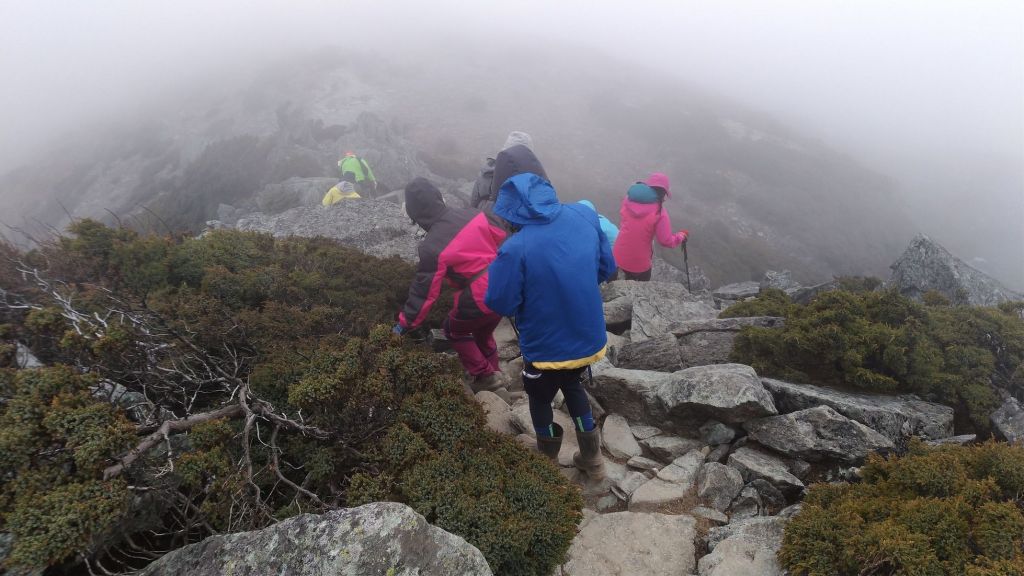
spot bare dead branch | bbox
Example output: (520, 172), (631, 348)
(104, 404), (243, 480)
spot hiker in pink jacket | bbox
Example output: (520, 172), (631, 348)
(612, 173), (689, 281)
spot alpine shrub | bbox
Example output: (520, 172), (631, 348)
(781, 441), (1024, 576)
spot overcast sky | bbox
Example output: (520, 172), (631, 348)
(1, 0), (1021, 280)
(2, 0), (1020, 167)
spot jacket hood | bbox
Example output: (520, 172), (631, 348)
(643, 172), (672, 199)
(494, 173), (562, 226)
(621, 197), (661, 218)
(501, 131), (534, 151)
(405, 177), (448, 230)
(490, 144), (549, 198)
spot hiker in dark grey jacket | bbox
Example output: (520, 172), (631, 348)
(471, 131), (534, 225)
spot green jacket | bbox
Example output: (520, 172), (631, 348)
(338, 156), (376, 183)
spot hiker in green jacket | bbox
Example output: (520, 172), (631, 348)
(338, 151), (378, 197)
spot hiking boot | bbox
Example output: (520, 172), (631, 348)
(536, 423), (563, 462)
(572, 426), (606, 480)
(470, 371), (508, 394)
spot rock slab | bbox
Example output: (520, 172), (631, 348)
(744, 406), (894, 463)
(562, 512), (696, 576)
(762, 378), (954, 443)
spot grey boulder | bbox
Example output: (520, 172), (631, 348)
(138, 502), (492, 576)
(744, 405), (894, 463)
(762, 378), (954, 443)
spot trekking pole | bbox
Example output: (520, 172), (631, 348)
(681, 241), (692, 292)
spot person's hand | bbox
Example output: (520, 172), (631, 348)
(392, 323), (406, 335)
(677, 230), (690, 244)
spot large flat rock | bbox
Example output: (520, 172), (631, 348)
(744, 406), (894, 463)
(138, 502), (492, 576)
(592, 362), (777, 432)
(562, 512), (696, 576)
(761, 378), (954, 443)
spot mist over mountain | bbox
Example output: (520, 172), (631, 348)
(0, 44), (921, 286)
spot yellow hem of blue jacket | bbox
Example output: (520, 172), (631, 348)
(532, 346), (606, 370)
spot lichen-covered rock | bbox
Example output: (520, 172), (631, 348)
(562, 512), (696, 576)
(138, 502), (492, 576)
(744, 406), (894, 463)
(885, 234), (1022, 306)
(761, 378), (954, 443)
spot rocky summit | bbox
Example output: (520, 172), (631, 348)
(887, 234), (1021, 306)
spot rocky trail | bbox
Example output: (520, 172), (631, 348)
(471, 277), (960, 576)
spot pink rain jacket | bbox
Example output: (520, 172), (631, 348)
(612, 198), (686, 274)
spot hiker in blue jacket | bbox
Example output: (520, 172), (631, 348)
(485, 144), (616, 479)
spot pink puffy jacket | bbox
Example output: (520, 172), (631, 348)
(612, 198), (687, 274)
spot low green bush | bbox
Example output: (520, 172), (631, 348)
(724, 288), (1024, 431)
(0, 223), (581, 575)
(781, 441), (1024, 575)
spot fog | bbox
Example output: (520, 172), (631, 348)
(1, 0), (1022, 286)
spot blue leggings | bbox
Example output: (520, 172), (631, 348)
(523, 363), (595, 436)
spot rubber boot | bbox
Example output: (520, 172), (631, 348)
(572, 426), (606, 480)
(470, 372), (508, 394)
(536, 423), (563, 462)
